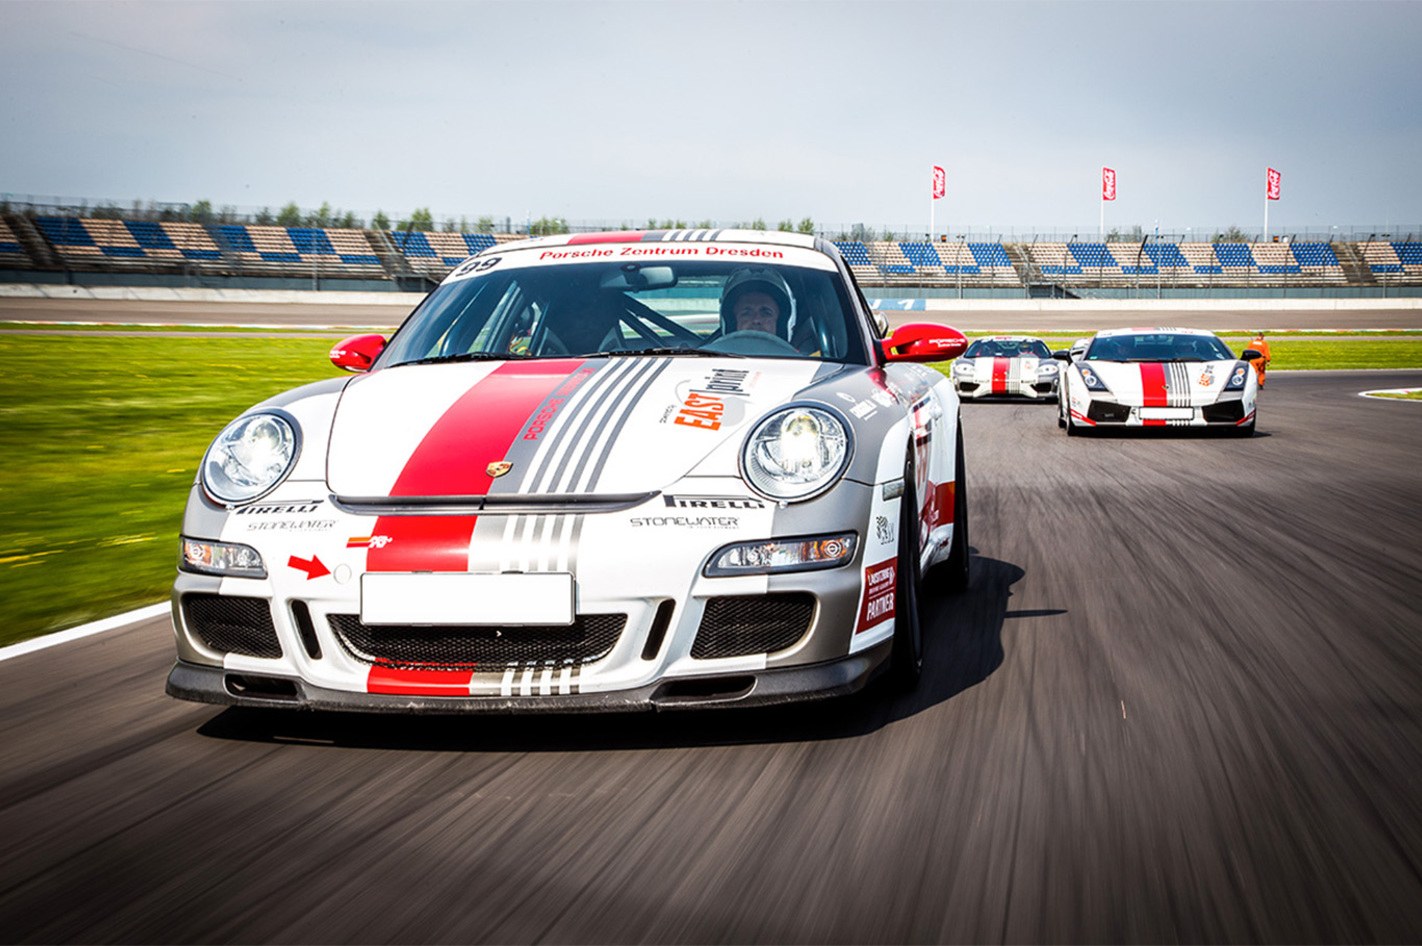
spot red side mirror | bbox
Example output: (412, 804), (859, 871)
(883, 323), (968, 363)
(330, 334), (387, 372)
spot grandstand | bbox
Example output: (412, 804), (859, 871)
(0, 207), (1417, 295)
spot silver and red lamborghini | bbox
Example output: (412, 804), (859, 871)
(1057, 327), (1261, 435)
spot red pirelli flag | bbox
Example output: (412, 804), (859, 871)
(1266, 167), (1281, 200)
(1102, 167), (1117, 201)
(932, 166), (946, 200)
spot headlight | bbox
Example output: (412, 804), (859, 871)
(1037, 362), (1059, 375)
(951, 360), (974, 376)
(201, 411), (300, 505)
(704, 532), (857, 576)
(741, 405), (852, 503)
(1225, 363), (1251, 390)
(1077, 365), (1111, 392)
(180, 537), (267, 578)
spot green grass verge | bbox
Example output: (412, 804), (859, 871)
(1368, 390), (1422, 400)
(0, 333), (344, 647)
(3, 327), (1421, 649)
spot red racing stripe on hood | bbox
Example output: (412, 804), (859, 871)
(366, 359), (587, 574)
(1140, 362), (1167, 407)
(991, 357), (1009, 393)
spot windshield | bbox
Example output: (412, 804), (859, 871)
(1084, 332), (1235, 363)
(965, 338), (1051, 359)
(378, 258), (868, 367)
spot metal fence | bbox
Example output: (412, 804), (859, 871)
(3, 193), (1417, 244)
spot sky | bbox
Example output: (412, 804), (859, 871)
(2, 0), (1420, 238)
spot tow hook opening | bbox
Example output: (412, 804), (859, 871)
(225, 673), (299, 701)
(652, 675), (756, 703)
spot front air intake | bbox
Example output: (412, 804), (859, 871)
(328, 614), (626, 670)
(691, 593), (815, 659)
(183, 594), (282, 658)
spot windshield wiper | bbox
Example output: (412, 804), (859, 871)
(590, 347), (731, 357)
(396, 352), (530, 367)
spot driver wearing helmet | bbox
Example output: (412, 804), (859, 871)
(719, 267), (795, 341)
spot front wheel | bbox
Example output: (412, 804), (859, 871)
(890, 473), (924, 691)
(940, 426), (970, 593)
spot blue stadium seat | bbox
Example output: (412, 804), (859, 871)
(36, 217), (95, 246)
(463, 233), (498, 253)
(1291, 243), (1338, 266)
(124, 220), (176, 250)
(833, 241), (873, 265)
(287, 228), (336, 255)
(1067, 243), (1117, 268)
(217, 226), (257, 253)
(899, 242), (943, 268)
(1214, 244), (1256, 267)
(1142, 244), (1190, 268)
(1392, 243), (1422, 265)
(968, 243), (1011, 267)
(390, 231), (437, 257)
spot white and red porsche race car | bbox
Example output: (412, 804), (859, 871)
(169, 230), (971, 713)
(1056, 327), (1262, 436)
(949, 335), (1058, 400)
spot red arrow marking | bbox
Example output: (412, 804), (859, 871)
(288, 555), (330, 580)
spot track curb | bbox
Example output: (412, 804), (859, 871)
(0, 603), (169, 663)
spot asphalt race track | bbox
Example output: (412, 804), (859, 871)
(3, 366), (1421, 943)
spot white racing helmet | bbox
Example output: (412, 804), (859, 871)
(719, 267), (796, 339)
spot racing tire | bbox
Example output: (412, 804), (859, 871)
(1065, 412), (1080, 436)
(890, 471), (924, 691)
(1231, 419), (1256, 438)
(940, 426), (970, 593)
(1057, 395), (1067, 428)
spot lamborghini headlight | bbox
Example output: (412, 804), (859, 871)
(1078, 365), (1112, 392)
(201, 411), (300, 505)
(1225, 363), (1251, 391)
(741, 405), (852, 503)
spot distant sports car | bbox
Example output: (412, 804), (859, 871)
(949, 335), (1058, 401)
(1056, 327), (1261, 436)
(168, 230), (972, 713)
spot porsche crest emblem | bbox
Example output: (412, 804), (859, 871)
(486, 461), (513, 478)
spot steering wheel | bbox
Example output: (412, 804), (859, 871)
(703, 330), (800, 356)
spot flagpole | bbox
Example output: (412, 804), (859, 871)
(1263, 184), (1269, 242)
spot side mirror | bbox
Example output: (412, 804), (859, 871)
(1240, 349), (1262, 361)
(873, 311), (890, 338)
(883, 323), (968, 363)
(330, 334), (387, 372)
(1052, 349), (1072, 361)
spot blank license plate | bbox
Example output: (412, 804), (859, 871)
(1139, 407), (1194, 421)
(361, 572), (574, 626)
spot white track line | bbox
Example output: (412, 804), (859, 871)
(0, 603), (169, 663)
